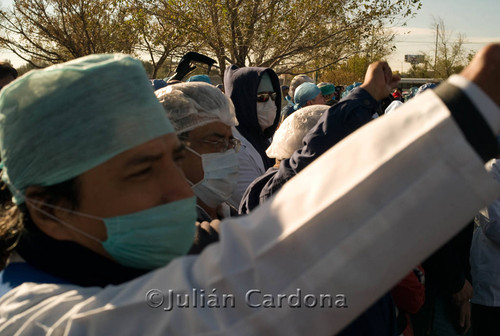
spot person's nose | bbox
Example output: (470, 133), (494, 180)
(160, 160), (194, 203)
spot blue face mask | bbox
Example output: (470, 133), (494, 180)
(27, 196), (197, 270)
(102, 196), (197, 269)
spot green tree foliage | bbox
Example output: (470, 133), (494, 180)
(1, 0), (421, 77)
(0, 0), (137, 67)
(124, 0), (195, 78)
(136, 0), (421, 77)
(319, 30), (395, 85)
(320, 55), (369, 84)
(432, 18), (467, 78)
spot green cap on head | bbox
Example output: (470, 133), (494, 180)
(0, 54), (174, 204)
(318, 82), (335, 96)
(257, 72), (274, 93)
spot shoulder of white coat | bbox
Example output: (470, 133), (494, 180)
(231, 127), (265, 173)
(0, 282), (97, 334)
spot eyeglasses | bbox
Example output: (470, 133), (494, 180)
(178, 136), (241, 153)
(257, 92), (277, 103)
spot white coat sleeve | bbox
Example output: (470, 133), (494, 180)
(229, 128), (266, 208)
(1, 84), (499, 336)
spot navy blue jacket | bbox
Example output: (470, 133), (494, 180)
(239, 87), (397, 336)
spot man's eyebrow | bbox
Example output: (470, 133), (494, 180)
(124, 152), (164, 166)
(204, 132), (226, 139)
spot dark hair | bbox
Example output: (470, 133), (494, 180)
(0, 62), (18, 80)
(0, 178), (80, 269)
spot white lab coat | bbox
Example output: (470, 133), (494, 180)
(1, 77), (500, 336)
(229, 127), (266, 208)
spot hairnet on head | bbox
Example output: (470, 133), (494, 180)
(186, 74), (212, 84)
(289, 74), (314, 98)
(266, 104), (329, 160)
(0, 53), (174, 204)
(318, 82), (335, 96)
(155, 82), (238, 134)
(293, 82), (321, 110)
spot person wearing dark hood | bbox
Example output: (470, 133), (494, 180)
(0, 62), (17, 91)
(224, 65), (281, 207)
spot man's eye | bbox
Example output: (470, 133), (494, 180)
(128, 167), (153, 178)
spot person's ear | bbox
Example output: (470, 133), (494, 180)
(24, 187), (74, 240)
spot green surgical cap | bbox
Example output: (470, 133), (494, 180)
(0, 53), (174, 204)
(318, 82), (335, 96)
(258, 72), (274, 93)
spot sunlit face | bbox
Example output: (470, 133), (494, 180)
(307, 93), (326, 106)
(323, 93), (335, 102)
(28, 133), (193, 259)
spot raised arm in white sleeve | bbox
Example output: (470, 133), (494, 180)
(1, 82), (500, 336)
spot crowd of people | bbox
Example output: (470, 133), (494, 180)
(0, 43), (499, 335)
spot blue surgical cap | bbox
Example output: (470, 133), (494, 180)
(293, 82), (321, 110)
(151, 79), (168, 91)
(417, 83), (437, 96)
(0, 53), (174, 204)
(186, 74), (212, 84)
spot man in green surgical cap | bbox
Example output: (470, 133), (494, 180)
(0, 54), (196, 282)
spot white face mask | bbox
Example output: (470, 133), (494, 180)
(186, 147), (239, 208)
(256, 99), (277, 131)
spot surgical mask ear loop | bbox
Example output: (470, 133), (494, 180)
(184, 146), (203, 188)
(185, 145), (201, 157)
(25, 198), (103, 243)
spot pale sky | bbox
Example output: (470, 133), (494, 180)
(386, 0), (500, 71)
(1, 0), (500, 71)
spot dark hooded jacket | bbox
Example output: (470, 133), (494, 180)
(224, 65), (281, 169)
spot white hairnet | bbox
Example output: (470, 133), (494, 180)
(266, 104), (329, 160)
(155, 82), (237, 134)
(0, 54), (174, 204)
